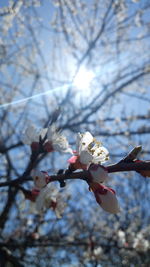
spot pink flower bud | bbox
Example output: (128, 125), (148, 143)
(90, 182), (120, 214)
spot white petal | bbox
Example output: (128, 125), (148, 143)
(22, 123), (40, 144)
(64, 147), (73, 154)
(47, 124), (58, 141)
(31, 170), (48, 189)
(98, 191), (120, 214)
(89, 165), (109, 183)
(92, 146), (109, 163)
(22, 134), (30, 145)
(36, 187), (46, 212)
(47, 125), (72, 153)
(55, 201), (66, 219)
(35, 184), (57, 212)
(77, 132), (93, 153)
(57, 147), (73, 154)
(53, 136), (72, 153)
(36, 185), (64, 215)
(39, 128), (48, 139)
(22, 126), (36, 144)
(79, 150), (93, 165)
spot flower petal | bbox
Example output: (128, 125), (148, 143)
(35, 184), (66, 218)
(47, 124), (58, 140)
(68, 155), (78, 164)
(47, 125), (72, 154)
(39, 128), (48, 139)
(90, 183), (120, 214)
(36, 184), (58, 212)
(77, 132), (93, 153)
(89, 164), (109, 183)
(53, 138), (73, 154)
(31, 170), (50, 189)
(22, 123), (39, 145)
(97, 189), (120, 214)
(92, 146), (109, 163)
(79, 150), (93, 165)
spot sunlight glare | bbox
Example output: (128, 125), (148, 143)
(73, 67), (94, 90)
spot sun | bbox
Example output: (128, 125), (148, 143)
(73, 67), (94, 90)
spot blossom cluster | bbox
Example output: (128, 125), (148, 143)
(83, 227), (150, 263)
(23, 123), (120, 217)
(26, 170), (66, 218)
(22, 122), (72, 154)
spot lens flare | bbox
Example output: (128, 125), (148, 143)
(73, 67), (94, 90)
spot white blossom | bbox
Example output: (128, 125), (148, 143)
(93, 247), (103, 257)
(47, 124), (73, 154)
(36, 184), (66, 218)
(75, 132), (109, 165)
(22, 122), (72, 154)
(22, 122), (47, 145)
(133, 234), (149, 252)
(117, 230), (126, 246)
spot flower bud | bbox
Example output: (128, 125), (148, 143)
(90, 182), (120, 214)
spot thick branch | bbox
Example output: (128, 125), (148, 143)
(0, 161), (150, 189)
(107, 161), (150, 173)
(48, 161), (150, 183)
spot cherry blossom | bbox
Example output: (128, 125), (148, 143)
(36, 184), (66, 218)
(133, 234), (149, 252)
(22, 122), (73, 154)
(22, 122), (45, 146)
(117, 230), (126, 247)
(68, 132), (109, 170)
(46, 124), (73, 154)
